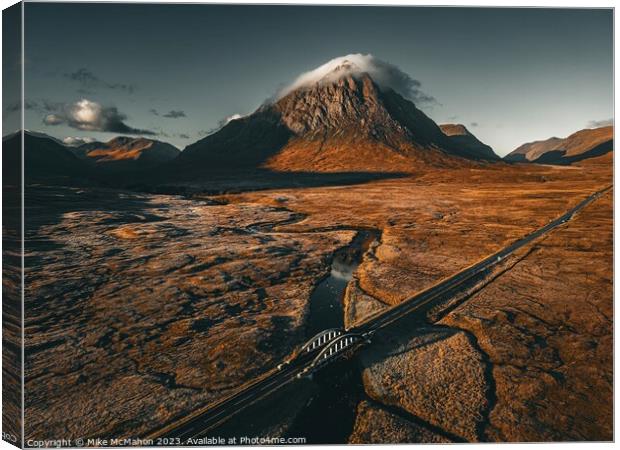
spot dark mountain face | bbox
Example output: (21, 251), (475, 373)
(3, 132), (183, 186)
(505, 126), (613, 165)
(439, 124), (500, 161)
(3, 131), (92, 185)
(176, 72), (493, 175)
(72, 137), (180, 171)
(178, 109), (292, 169)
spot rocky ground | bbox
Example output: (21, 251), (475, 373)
(23, 186), (354, 440)
(351, 188), (612, 442)
(229, 162), (613, 442)
(22, 160), (612, 443)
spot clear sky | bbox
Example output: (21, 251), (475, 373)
(19, 3), (613, 156)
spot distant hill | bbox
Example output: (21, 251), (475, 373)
(72, 137), (180, 171)
(3, 131), (92, 185)
(23, 130), (68, 147)
(3, 132), (184, 186)
(505, 126), (613, 165)
(439, 124), (500, 161)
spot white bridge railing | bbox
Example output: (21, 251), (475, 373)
(299, 328), (344, 354)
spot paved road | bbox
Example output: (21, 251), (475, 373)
(353, 186), (611, 335)
(146, 185), (611, 443)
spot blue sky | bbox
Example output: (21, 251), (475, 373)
(18, 4), (613, 156)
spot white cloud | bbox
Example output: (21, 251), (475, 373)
(204, 113), (245, 135)
(62, 136), (96, 146)
(70, 99), (102, 127)
(276, 53), (435, 104)
(41, 98), (155, 135)
(225, 114), (243, 123)
(587, 118), (613, 128)
(43, 114), (64, 125)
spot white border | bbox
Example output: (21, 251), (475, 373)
(0, 2), (616, 450)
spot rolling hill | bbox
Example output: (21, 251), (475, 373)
(505, 126), (613, 165)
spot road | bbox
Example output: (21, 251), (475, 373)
(146, 185), (611, 443)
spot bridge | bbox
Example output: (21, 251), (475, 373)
(299, 328), (343, 353)
(294, 331), (370, 377)
(279, 328), (371, 376)
(304, 332), (368, 369)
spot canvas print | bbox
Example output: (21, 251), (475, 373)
(2, 2), (613, 447)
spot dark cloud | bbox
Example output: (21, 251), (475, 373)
(5, 101), (20, 113)
(66, 68), (98, 84)
(150, 108), (186, 119)
(41, 100), (64, 112)
(65, 68), (136, 94)
(470, 122), (479, 127)
(24, 100), (37, 111)
(163, 110), (187, 118)
(5, 100), (44, 113)
(5, 104), (17, 113)
(146, 128), (190, 141)
(43, 99), (156, 135)
(6, 99), (65, 116)
(587, 118), (613, 128)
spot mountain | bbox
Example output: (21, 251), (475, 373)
(504, 137), (565, 163)
(505, 126), (613, 165)
(23, 130), (68, 147)
(3, 131), (92, 184)
(177, 63), (496, 174)
(3, 132), (181, 186)
(439, 124), (499, 161)
(72, 137), (180, 171)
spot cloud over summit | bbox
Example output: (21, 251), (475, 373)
(587, 118), (613, 128)
(43, 99), (156, 135)
(277, 53), (435, 104)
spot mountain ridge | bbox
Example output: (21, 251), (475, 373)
(439, 123), (499, 161)
(3, 131), (93, 184)
(177, 71), (498, 175)
(505, 126), (613, 165)
(72, 136), (180, 171)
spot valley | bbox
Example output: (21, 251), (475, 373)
(10, 52), (613, 445)
(21, 158), (612, 442)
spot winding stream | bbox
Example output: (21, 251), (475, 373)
(305, 229), (379, 337)
(280, 229), (379, 443)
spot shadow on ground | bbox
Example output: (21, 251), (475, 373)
(125, 169), (410, 195)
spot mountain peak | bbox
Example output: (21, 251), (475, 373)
(273, 72), (388, 136)
(318, 59), (364, 83)
(178, 55), (501, 174)
(71, 135), (180, 170)
(440, 124), (472, 137)
(439, 124), (499, 161)
(275, 53), (430, 103)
